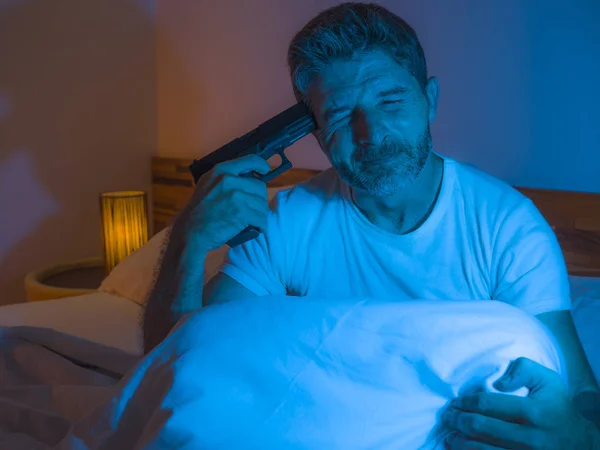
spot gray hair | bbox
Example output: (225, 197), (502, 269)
(287, 2), (428, 105)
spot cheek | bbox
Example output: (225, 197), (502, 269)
(409, 98), (431, 125)
(393, 106), (429, 140)
(323, 131), (354, 162)
(396, 101), (426, 124)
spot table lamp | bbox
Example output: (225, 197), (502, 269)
(99, 190), (149, 274)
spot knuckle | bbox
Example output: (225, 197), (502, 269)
(257, 180), (268, 196)
(513, 357), (528, 371)
(526, 406), (540, 425)
(228, 199), (242, 214)
(221, 174), (235, 189)
(463, 414), (483, 435)
(245, 177), (267, 194)
(230, 189), (243, 201)
(255, 208), (268, 223)
(210, 164), (226, 178)
(471, 394), (485, 410)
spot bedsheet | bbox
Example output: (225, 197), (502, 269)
(47, 296), (565, 450)
(0, 292), (143, 354)
(0, 325), (139, 450)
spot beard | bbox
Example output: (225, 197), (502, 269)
(334, 127), (432, 197)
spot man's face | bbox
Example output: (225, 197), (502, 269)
(308, 49), (438, 196)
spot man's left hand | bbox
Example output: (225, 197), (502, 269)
(442, 357), (600, 449)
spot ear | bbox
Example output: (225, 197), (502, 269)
(425, 76), (440, 124)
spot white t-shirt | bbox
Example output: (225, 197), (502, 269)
(221, 154), (571, 316)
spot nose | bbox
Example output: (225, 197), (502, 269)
(352, 109), (387, 148)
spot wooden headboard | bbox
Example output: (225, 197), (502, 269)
(151, 156), (600, 276)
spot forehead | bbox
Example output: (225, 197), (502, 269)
(308, 49), (417, 111)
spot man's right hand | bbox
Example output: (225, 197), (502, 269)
(178, 154), (272, 251)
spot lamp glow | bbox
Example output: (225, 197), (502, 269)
(99, 190), (149, 274)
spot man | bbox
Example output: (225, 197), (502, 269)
(144, 2), (600, 448)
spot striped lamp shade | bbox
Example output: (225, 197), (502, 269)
(99, 190), (149, 274)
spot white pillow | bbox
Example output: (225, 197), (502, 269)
(98, 227), (169, 306)
(99, 185), (293, 305)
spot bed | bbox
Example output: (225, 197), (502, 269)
(1, 157), (600, 358)
(0, 156), (599, 448)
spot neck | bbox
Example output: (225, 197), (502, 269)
(350, 152), (444, 234)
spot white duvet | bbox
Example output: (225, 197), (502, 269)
(58, 296), (565, 450)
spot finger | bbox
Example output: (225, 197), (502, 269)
(243, 193), (270, 225)
(213, 200), (268, 245)
(222, 205), (267, 237)
(244, 203), (269, 232)
(442, 407), (534, 449)
(215, 173), (268, 199)
(237, 175), (269, 199)
(220, 191), (269, 231)
(493, 357), (564, 395)
(214, 154), (271, 177)
(200, 156), (271, 196)
(446, 433), (507, 450)
(450, 393), (534, 424)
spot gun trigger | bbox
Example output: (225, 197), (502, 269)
(259, 155), (292, 184)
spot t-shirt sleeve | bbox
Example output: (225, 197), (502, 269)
(492, 198), (571, 315)
(219, 192), (291, 296)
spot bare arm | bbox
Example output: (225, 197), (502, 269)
(142, 230), (257, 354)
(142, 155), (271, 355)
(202, 272), (257, 307)
(142, 216), (209, 354)
(536, 310), (600, 428)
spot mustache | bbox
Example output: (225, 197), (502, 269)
(352, 140), (405, 163)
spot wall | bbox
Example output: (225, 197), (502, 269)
(0, 0), (157, 305)
(156, 0), (599, 192)
(1, 0), (597, 303)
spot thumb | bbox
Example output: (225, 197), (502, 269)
(493, 357), (561, 394)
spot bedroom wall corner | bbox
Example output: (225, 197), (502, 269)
(0, 0), (158, 305)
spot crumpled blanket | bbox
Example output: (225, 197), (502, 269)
(53, 296), (565, 450)
(0, 325), (139, 450)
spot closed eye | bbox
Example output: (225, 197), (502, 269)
(329, 113), (351, 127)
(333, 115), (349, 124)
(380, 99), (404, 105)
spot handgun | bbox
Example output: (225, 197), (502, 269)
(189, 102), (316, 247)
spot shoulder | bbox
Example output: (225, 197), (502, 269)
(443, 154), (553, 243)
(446, 156), (530, 211)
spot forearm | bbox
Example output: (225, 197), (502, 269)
(573, 389), (600, 430)
(142, 217), (209, 354)
(571, 385), (600, 450)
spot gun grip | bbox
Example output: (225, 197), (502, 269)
(228, 151), (292, 247)
(227, 225), (262, 247)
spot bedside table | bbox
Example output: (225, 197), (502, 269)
(24, 257), (106, 302)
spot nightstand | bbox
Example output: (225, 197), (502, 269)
(24, 257), (106, 302)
